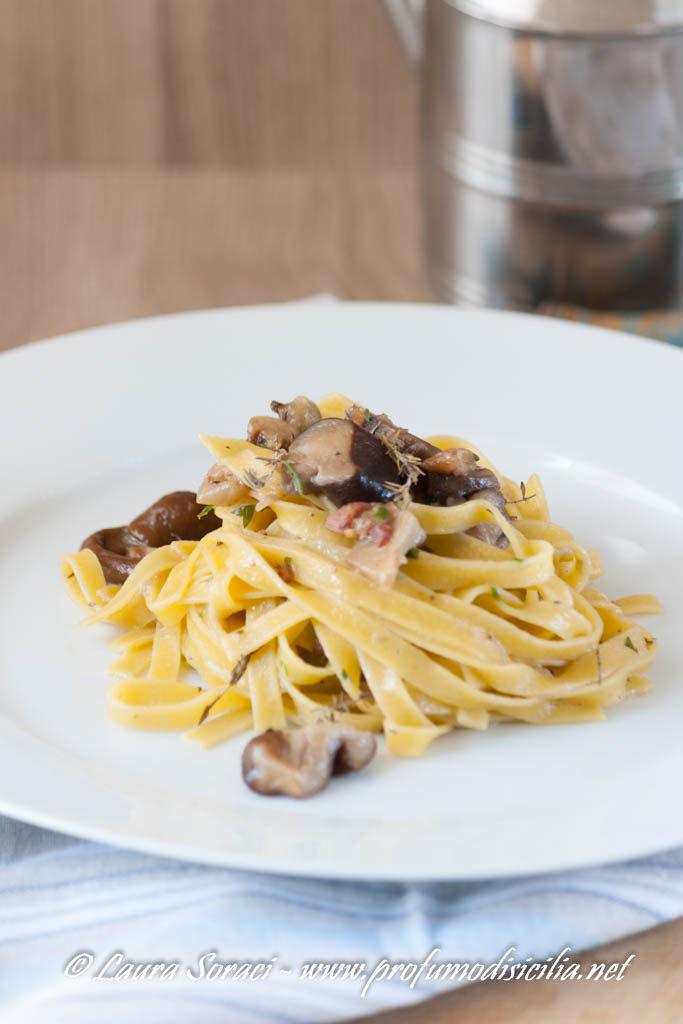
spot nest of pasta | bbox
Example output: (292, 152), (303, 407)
(62, 393), (660, 760)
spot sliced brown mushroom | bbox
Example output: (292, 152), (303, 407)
(282, 418), (400, 505)
(127, 491), (220, 546)
(247, 415), (296, 451)
(472, 486), (508, 516)
(347, 410), (515, 550)
(80, 527), (154, 585)
(197, 462), (251, 506)
(270, 396), (321, 434)
(464, 488), (510, 547)
(348, 405), (439, 461)
(81, 491), (221, 584)
(242, 721), (377, 798)
(425, 464), (500, 505)
(467, 522), (509, 547)
(422, 447), (479, 476)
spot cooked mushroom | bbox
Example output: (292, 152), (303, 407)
(348, 405), (439, 461)
(80, 527), (154, 585)
(425, 463), (500, 505)
(197, 462), (251, 506)
(472, 486), (508, 516)
(463, 488), (510, 547)
(467, 522), (509, 547)
(127, 491), (220, 546)
(247, 415), (296, 451)
(242, 721), (377, 798)
(270, 396), (321, 434)
(422, 447), (479, 475)
(81, 491), (221, 584)
(282, 418), (400, 505)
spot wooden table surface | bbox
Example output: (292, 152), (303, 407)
(0, 0), (430, 353)
(2, 2), (680, 1020)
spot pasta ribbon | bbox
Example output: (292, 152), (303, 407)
(62, 396), (660, 758)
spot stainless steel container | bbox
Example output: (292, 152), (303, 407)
(421, 0), (683, 310)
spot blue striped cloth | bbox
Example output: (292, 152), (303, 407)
(3, 815), (683, 1022)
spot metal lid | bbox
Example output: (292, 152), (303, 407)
(450, 0), (683, 35)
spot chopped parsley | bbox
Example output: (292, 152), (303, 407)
(513, 557), (524, 563)
(364, 408), (371, 423)
(406, 547), (419, 559)
(625, 636), (637, 652)
(284, 556), (292, 565)
(197, 505), (216, 519)
(490, 585), (501, 599)
(284, 461), (303, 495)
(373, 504), (389, 520)
(341, 668), (350, 680)
(232, 504), (255, 527)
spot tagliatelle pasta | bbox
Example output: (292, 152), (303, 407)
(61, 394), (660, 759)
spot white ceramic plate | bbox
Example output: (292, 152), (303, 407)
(1, 302), (682, 880)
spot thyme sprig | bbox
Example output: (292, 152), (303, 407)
(506, 482), (537, 505)
(197, 653), (251, 726)
(383, 479), (413, 509)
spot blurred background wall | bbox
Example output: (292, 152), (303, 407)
(0, 0), (431, 352)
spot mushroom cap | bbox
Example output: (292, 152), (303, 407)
(242, 721), (377, 798)
(81, 491), (221, 584)
(80, 527), (149, 584)
(283, 418), (400, 505)
(128, 491), (220, 546)
(197, 463), (251, 506)
(270, 396), (322, 434)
